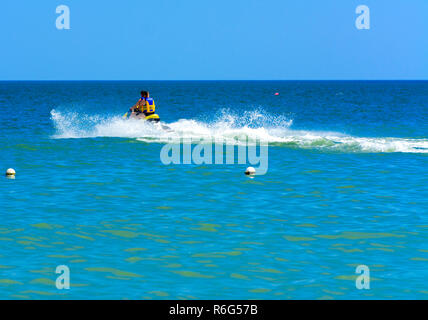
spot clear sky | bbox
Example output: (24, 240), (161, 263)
(0, 0), (427, 80)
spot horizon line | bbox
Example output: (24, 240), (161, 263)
(1, 79), (427, 82)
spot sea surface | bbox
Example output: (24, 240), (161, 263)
(1, 81), (427, 299)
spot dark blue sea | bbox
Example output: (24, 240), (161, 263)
(1, 81), (427, 299)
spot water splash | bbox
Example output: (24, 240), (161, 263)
(50, 109), (428, 153)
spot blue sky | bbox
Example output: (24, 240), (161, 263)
(0, 0), (426, 80)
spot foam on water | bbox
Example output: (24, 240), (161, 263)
(50, 109), (428, 153)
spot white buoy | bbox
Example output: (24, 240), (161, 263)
(6, 168), (15, 176)
(245, 167), (256, 175)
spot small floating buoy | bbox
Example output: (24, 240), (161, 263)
(6, 168), (15, 178)
(274, 92), (279, 96)
(245, 167), (256, 175)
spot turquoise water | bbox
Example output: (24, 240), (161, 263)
(1, 81), (427, 299)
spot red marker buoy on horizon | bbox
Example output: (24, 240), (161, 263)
(274, 92), (279, 96)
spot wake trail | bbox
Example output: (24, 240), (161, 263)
(50, 109), (428, 153)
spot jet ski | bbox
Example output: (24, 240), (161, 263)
(123, 110), (172, 131)
(123, 110), (160, 122)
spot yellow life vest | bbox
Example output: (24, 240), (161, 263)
(143, 97), (156, 114)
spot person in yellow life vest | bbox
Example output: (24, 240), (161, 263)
(130, 91), (156, 116)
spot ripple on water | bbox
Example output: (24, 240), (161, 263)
(85, 267), (142, 278)
(172, 271), (215, 279)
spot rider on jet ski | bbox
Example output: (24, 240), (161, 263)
(129, 91), (159, 122)
(131, 91), (155, 116)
